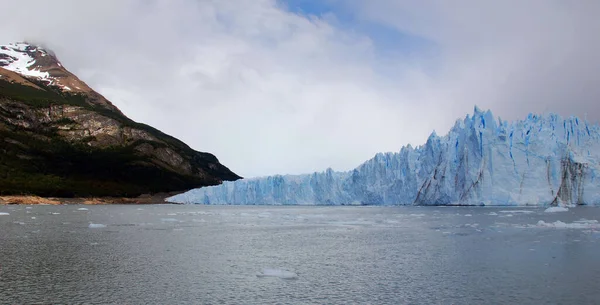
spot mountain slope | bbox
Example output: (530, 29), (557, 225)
(0, 42), (240, 197)
(168, 107), (600, 206)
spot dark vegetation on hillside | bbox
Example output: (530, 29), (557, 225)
(0, 78), (240, 197)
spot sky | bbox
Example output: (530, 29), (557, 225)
(1, 0), (599, 178)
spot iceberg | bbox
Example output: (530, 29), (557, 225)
(544, 207), (569, 213)
(169, 107), (600, 206)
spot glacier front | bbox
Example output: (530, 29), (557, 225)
(168, 107), (600, 206)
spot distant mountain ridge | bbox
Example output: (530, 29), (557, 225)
(169, 107), (600, 206)
(0, 42), (240, 197)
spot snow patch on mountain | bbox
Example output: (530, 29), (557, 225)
(0, 43), (51, 80)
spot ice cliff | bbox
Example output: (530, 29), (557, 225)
(168, 107), (600, 206)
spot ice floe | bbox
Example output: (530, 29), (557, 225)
(88, 223), (107, 228)
(533, 220), (599, 229)
(160, 218), (179, 222)
(544, 207), (569, 213)
(500, 210), (534, 214)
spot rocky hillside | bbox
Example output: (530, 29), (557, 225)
(0, 42), (240, 197)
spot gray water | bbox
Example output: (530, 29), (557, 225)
(1, 205), (600, 304)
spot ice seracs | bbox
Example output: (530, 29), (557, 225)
(168, 107), (600, 206)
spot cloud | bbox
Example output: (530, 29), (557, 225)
(1, 1), (599, 177)
(354, 0), (600, 121)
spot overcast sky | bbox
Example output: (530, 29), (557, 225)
(1, 0), (599, 177)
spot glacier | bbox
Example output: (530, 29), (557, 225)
(168, 107), (600, 206)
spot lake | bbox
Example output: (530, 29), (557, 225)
(1, 204), (599, 304)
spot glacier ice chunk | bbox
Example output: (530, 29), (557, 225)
(160, 218), (179, 222)
(544, 207), (569, 213)
(88, 223), (107, 228)
(534, 220), (599, 229)
(500, 210), (534, 214)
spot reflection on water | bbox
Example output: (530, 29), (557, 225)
(1, 205), (600, 304)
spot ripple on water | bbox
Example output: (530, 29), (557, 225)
(256, 268), (298, 280)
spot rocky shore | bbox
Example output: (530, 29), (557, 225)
(0, 192), (180, 205)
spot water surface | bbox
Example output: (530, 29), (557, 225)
(1, 205), (599, 304)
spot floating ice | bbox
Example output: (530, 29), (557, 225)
(256, 268), (298, 279)
(0, 212), (9, 216)
(544, 207), (569, 213)
(534, 220), (600, 229)
(464, 214), (472, 217)
(77, 208), (89, 211)
(88, 223), (107, 228)
(487, 212), (498, 216)
(500, 210), (534, 214)
(160, 218), (179, 222)
(51, 212), (60, 215)
(574, 219), (599, 224)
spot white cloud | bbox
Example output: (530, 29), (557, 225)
(354, 0), (600, 122)
(1, 0), (599, 177)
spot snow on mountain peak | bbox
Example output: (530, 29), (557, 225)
(0, 42), (97, 94)
(0, 41), (124, 114)
(0, 42), (51, 80)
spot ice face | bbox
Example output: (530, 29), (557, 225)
(169, 107), (600, 206)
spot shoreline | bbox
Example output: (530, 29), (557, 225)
(0, 193), (180, 205)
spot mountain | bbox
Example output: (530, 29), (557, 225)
(168, 107), (600, 206)
(0, 42), (240, 197)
